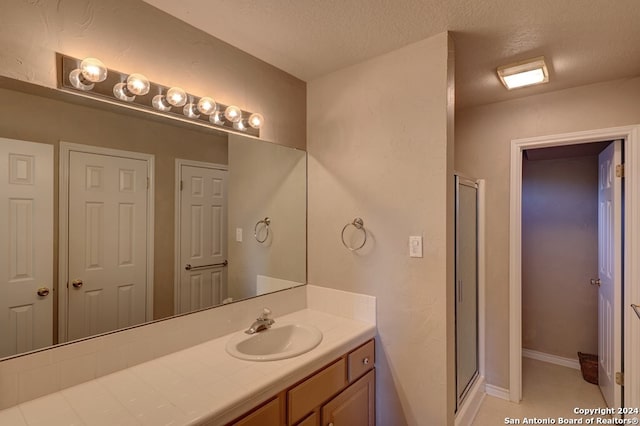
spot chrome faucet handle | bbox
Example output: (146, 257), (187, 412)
(258, 307), (272, 320)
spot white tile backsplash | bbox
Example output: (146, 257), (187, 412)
(306, 284), (376, 323)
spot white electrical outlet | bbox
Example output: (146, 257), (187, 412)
(236, 228), (243, 242)
(409, 236), (423, 258)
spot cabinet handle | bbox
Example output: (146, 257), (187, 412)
(328, 423), (334, 426)
(363, 357), (369, 365)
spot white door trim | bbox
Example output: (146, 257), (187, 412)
(173, 158), (228, 314)
(509, 125), (640, 403)
(58, 142), (155, 343)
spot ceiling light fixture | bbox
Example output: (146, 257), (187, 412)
(57, 53), (263, 137)
(497, 56), (549, 90)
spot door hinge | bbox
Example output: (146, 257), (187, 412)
(616, 371), (624, 386)
(616, 164), (624, 178)
(180, 180), (183, 191)
(146, 177), (150, 189)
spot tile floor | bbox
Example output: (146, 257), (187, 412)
(472, 357), (608, 425)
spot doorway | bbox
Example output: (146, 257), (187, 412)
(59, 143), (154, 343)
(521, 141), (617, 406)
(509, 125), (640, 410)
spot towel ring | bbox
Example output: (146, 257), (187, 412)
(341, 217), (367, 251)
(254, 217), (271, 243)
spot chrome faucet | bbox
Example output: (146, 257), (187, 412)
(245, 308), (275, 334)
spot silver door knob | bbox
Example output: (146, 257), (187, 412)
(37, 287), (50, 297)
(590, 278), (601, 287)
(72, 279), (84, 288)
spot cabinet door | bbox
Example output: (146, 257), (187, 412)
(321, 369), (374, 426)
(233, 397), (281, 426)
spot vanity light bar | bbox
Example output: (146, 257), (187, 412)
(56, 53), (263, 137)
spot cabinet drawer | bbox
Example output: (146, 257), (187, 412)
(321, 369), (375, 426)
(347, 340), (374, 382)
(288, 358), (346, 424)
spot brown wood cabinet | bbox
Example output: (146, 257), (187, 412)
(227, 339), (375, 426)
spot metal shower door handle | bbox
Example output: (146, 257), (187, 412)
(590, 278), (601, 287)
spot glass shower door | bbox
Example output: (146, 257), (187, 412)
(455, 175), (479, 409)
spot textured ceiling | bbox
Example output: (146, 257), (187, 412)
(142, 0), (640, 108)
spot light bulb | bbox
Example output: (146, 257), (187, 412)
(248, 113), (264, 129)
(152, 94), (172, 111)
(80, 58), (107, 83)
(152, 87), (187, 111)
(166, 87), (187, 107)
(69, 57), (107, 91)
(224, 105), (242, 123)
(113, 73), (150, 102)
(183, 103), (199, 119)
(126, 73), (150, 96)
(197, 97), (216, 115)
(209, 111), (225, 125)
(113, 82), (135, 101)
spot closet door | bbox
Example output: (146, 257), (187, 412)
(455, 176), (478, 407)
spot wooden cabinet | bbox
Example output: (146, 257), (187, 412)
(321, 370), (375, 426)
(230, 396), (284, 426)
(228, 339), (375, 426)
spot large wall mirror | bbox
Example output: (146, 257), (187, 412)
(0, 77), (306, 360)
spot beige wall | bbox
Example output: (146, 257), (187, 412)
(307, 33), (456, 425)
(0, 0), (306, 149)
(455, 76), (640, 389)
(227, 134), (306, 300)
(522, 155), (599, 358)
(0, 85), (227, 323)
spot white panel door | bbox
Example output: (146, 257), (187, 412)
(0, 138), (53, 358)
(178, 164), (227, 314)
(598, 140), (622, 408)
(68, 151), (148, 341)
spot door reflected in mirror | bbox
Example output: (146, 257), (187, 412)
(0, 77), (306, 360)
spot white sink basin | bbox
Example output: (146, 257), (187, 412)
(226, 323), (323, 361)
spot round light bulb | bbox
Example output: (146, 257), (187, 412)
(152, 94), (172, 111)
(183, 103), (200, 119)
(126, 73), (150, 96)
(166, 87), (187, 107)
(113, 82), (135, 102)
(80, 57), (107, 83)
(248, 113), (264, 129)
(209, 111), (225, 125)
(224, 105), (243, 123)
(69, 69), (94, 91)
(197, 97), (217, 115)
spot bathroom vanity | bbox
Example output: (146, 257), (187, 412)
(0, 301), (376, 426)
(228, 339), (375, 426)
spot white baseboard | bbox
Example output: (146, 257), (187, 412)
(456, 376), (486, 426)
(522, 348), (580, 370)
(485, 383), (510, 401)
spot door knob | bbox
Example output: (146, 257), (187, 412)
(590, 278), (601, 287)
(37, 287), (50, 297)
(72, 279), (84, 288)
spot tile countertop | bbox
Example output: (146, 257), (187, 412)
(0, 309), (376, 426)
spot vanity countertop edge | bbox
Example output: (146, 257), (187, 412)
(1, 308), (376, 426)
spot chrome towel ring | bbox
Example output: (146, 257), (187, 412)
(341, 217), (367, 251)
(254, 217), (271, 243)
